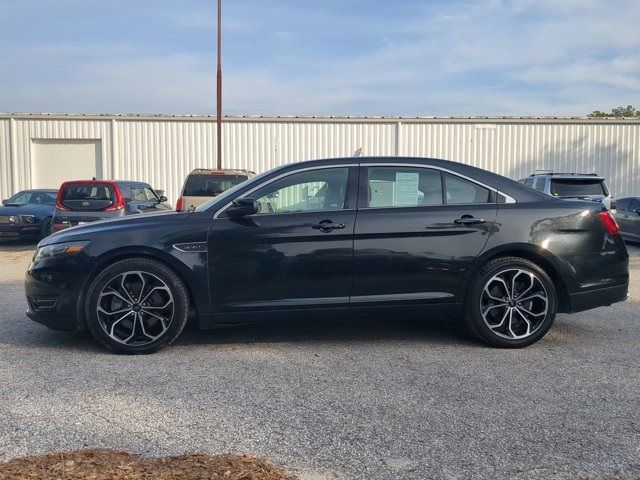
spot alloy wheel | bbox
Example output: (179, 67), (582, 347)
(96, 271), (174, 346)
(479, 268), (549, 340)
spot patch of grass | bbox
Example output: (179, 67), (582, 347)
(0, 449), (297, 479)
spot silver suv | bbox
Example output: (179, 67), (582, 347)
(176, 168), (255, 211)
(518, 172), (613, 210)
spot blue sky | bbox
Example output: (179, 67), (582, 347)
(0, 0), (638, 116)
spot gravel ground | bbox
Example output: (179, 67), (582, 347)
(0, 241), (638, 480)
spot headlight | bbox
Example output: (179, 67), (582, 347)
(20, 215), (36, 224)
(8, 215), (17, 223)
(33, 241), (89, 262)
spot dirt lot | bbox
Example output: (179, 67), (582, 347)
(0, 240), (638, 480)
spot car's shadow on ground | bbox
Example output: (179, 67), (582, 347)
(173, 315), (479, 349)
(3, 315), (480, 353)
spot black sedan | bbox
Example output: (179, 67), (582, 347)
(1, 189), (58, 240)
(25, 157), (629, 354)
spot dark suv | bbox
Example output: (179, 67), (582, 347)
(52, 180), (171, 232)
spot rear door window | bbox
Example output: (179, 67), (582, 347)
(183, 174), (247, 197)
(550, 179), (607, 197)
(443, 173), (492, 204)
(367, 167), (443, 208)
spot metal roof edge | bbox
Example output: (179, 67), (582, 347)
(1, 112), (640, 124)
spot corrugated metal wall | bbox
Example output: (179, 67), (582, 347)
(1, 114), (638, 204)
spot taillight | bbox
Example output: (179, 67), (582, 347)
(176, 197), (183, 211)
(598, 211), (620, 235)
(103, 183), (126, 212)
(55, 186), (69, 211)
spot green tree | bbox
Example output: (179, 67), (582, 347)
(588, 105), (640, 117)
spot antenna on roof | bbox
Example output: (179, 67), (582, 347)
(353, 147), (364, 157)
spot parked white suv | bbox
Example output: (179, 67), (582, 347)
(518, 172), (614, 210)
(176, 168), (255, 211)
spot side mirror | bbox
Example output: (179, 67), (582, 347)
(1, 199), (7, 206)
(159, 196), (168, 203)
(227, 198), (259, 217)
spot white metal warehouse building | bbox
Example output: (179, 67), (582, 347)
(1, 113), (639, 204)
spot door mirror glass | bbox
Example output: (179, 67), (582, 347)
(227, 198), (259, 217)
(159, 196), (168, 203)
(1, 199), (7, 206)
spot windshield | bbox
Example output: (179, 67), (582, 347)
(6, 191), (56, 205)
(195, 170), (273, 212)
(550, 179), (607, 197)
(183, 174), (247, 197)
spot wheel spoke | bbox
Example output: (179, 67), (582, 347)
(110, 310), (135, 338)
(98, 306), (130, 316)
(140, 286), (171, 306)
(514, 271), (535, 300)
(512, 308), (532, 338)
(119, 274), (136, 304)
(488, 307), (510, 330)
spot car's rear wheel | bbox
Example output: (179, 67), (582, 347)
(84, 258), (189, 354)
(465, 257), (557, 348)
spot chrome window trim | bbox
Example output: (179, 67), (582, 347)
(213, 164), (358, 218)
(361, 162), (516, 204)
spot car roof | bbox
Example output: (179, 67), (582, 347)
(17, 189), (58, 193)
(528, 172), (605, 180)
(60, 180), (151, 187)
(188, 168), (254, 175)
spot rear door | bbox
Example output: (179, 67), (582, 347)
(128, 184), (170, 213)
(351, 164), (497, 313)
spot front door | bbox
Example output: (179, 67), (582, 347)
(208, 165), (358, 323)
(351, 164), (497, 313)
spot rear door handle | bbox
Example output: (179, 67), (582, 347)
(454, 215), (486, 225)
(312, 220), (346, 232)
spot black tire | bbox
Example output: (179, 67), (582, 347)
(84, 258), (189, 354)
(40, 217), (52, 238)
(464, 256), (557, 348)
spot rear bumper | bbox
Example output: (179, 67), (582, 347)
(569, 282), (629, 313)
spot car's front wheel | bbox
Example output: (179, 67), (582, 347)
(465, 257), (557, 348)
(84, 258), (189, 354)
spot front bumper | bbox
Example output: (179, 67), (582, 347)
(0, 224), (41, 239)
(24, 254), (90, 332)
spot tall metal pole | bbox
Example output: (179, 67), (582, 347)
(216, 0), (222, 170)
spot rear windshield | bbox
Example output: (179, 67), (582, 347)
(550, 179), (607, 197)
(62, 184), (116, 201)
(183, 174), (247, 197)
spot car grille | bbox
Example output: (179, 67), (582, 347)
(0, 216), (10, 224)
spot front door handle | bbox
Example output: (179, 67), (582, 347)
(312, 220), (346, 232)
(454, 215), (486, 225)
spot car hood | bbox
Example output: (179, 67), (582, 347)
(38, 210), (192, 247)
(0, 203), (54, 216)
